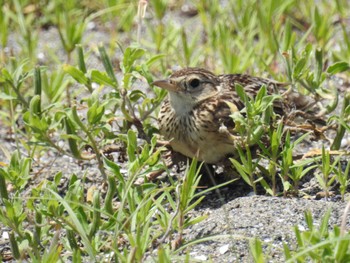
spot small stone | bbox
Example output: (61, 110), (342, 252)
(2, 231), (9, 239)
(194, 255), (207, 261)
(37, 52), (45, 60)
(219, 244), (230, 254)
(297, 224), (306, 231)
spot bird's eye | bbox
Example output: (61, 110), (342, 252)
(189, 78), (200, 88)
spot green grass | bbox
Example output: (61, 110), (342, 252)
(1, 0), (350, 261)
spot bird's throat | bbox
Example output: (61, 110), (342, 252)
(168, 92), (194, 116)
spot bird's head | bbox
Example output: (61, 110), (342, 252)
(152, 68), (221, 113)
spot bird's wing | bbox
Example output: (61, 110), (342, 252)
(219, 74), (288, 94)
(219, 74), (324, 117)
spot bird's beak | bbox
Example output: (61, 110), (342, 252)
(152, 79), (179, 92)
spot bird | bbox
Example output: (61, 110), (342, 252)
(152, 67), (325, 164)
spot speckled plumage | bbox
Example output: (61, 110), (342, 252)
(154, 67), (320, 164)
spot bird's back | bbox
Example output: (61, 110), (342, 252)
(219, 74), (322, 121)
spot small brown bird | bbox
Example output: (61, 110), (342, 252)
(153, 67), (323, 164)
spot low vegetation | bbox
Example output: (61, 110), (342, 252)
(0, 0), (350, 261)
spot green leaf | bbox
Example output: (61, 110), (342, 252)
(98, 44), (118, 87)
(294, 226), (304, 247)
(87, 102), (105, 125)
(129, 89), (146, 101)
(259, 179), (273, 196)
(282, 18), (292, 51)
(9, 231), (20, 260)
(234, 84), (249, 105)
(0, 92), (17, 100)
(146, 54), (165, 67)
(0, 169), (9, 200)
(184, 196), (206, 215)
(319, 209), (331, 237)
(184, 214), (207, 228)
(327, 61), (350, 74)
(23, 111), (48, 133)
(293, 57), (307, 79)
(283, 243), (292, 260)
(34, 66), (42, 96)
(47, 189), (96, 261)
(335, 228), (350, 261)
(122, 46), (146, 73)
(76, 44), (87, 73)
(90, 70), (115, 87)
(88, 190), (101, 239)
(29, 95), (41, 115)
(54, 172), (63, 185)
(64, 117), (82, 159)
(249, 238), (265, 263)
(231, 158), (250, 185)
(255, 85), (266, 105)
(304, 211), (314, 230)
(127, 129), (137, 162)
(63, 64), (88, 85)
(315, 48), (323, 81)
(1, 68), (13, 82)
(71, 106), (88, 133)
